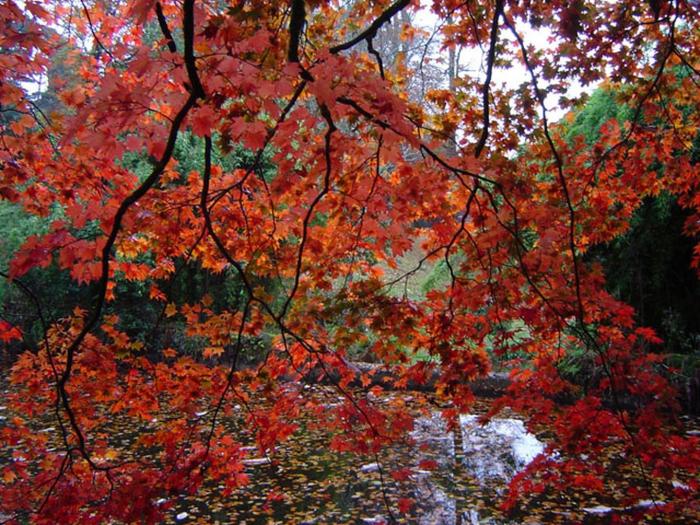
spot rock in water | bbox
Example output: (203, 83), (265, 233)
(459, 415), (544, 485)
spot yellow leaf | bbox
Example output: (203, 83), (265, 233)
(3, 470), (17, 483)
(165, 303), (177, 317)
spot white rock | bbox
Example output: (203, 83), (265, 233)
(242, 457), (270, 466)
(583, 505), (613, 515)
(635, 499), (660, 509)
(584, 499), (664, 516)
(512, 429), (544, 466)
(459, 415), (544, 482)
(360, 462), (379, 473)
(175, 512), (188, 521)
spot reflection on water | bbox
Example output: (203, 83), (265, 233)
(166, 391), (546, 524)
(410, 413), (457, 525)
(409, 413), (544, 525)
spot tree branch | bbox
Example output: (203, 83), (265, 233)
(155, 2), (177, 53)
(474, 0), (504, 158)
(183, 0), (205, 98)
(288, 0), (306, 63)
(280, 104), (336, 318)
(80, 0), (115, 61)
(56, 0), (202, 468)
(330, 0), (411, 54)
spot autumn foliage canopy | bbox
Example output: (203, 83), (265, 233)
(1, 0), (700, 522)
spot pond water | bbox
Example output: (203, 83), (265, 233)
(4, 383), (694, 524)
(163, 388), (552, 525)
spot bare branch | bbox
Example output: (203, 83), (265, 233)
(183, 0), (205, 98)
(474, 0), (504, 158)
(80, 0), (115, 61)
(155, 2), (177, 53)
(288, 0), (306, 63)
(330, 0), (411, 54)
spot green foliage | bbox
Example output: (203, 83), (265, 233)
(0, 202), (49, 303)
(588, 193), (700, 354)
(120, 130), (276, 183)
(0, 206), (99, 352)
(421, 259), (451, 294)
(556, 340), (596, 386)
(565, 88), (633, 145)
(0, 205), (88, 346)
(566, 87), (700, 357)
(109, 277), (159, 341)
